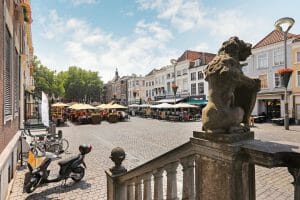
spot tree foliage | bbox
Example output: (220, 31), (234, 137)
(32, 57), (103, 102)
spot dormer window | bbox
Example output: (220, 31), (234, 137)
(195, 59), (201, 66)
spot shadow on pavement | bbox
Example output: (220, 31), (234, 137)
(25, 180), (91, 200)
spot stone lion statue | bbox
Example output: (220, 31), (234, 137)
(202, 37), (260, 134)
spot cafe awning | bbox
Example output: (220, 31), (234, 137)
(155, 97), (185, 104)
(186, 99), (208, 105)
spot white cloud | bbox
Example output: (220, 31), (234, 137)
(38, 10), (177, 82)
(136, 0), (269, 43)
(66, 0), (99, 6)
(137, 0), (206, 32)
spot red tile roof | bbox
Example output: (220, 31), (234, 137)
(177, 50), (216, 64)
(253, 30), (298, 49)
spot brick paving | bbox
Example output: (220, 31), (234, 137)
(8, 118), (300, 199)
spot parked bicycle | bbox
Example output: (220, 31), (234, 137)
(21, 128), (69, 157)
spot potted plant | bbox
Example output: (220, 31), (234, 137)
(172, 84), (178, 95)
(277, 68), (293, 88)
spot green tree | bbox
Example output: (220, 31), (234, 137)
(32, 56), (56, 97)
(64, 67), (103, 102)
(33, 57), (103, 101)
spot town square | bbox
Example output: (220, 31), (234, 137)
(1, 0), (300, 200)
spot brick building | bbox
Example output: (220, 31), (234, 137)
(0, 0), (34, 199)
(104, 68), (129, 105)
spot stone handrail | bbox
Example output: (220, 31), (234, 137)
(106, 131), (300, 200)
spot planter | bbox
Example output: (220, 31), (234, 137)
(108, 114), (118, 123)
(91, 114), (101, 124)
(280, 72), (292, 88)
(172, 85), (178, 95)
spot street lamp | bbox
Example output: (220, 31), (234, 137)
(171, 59), (178, 112)
(274, 17), (295, 130)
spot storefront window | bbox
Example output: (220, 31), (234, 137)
(191, 83), (196, 95)
(259, 74), (268, 89)
(274, 73), (281, 88)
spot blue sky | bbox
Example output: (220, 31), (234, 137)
(31, 0), (300, 82)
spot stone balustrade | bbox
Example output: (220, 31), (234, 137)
(106, 131), (300, 200)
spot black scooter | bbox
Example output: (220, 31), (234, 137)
(24, 144), (92, 193)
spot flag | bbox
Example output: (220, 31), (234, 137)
(41, 91), (49, 127)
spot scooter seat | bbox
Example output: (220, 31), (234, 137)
(58, 156), (79, 167)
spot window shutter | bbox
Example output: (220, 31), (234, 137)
(4, 26), (12, 117)
(14, 48), (20, 114)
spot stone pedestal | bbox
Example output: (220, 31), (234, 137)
(192, 131), (255, 200)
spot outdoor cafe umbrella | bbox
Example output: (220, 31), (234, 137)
(152, 103), (174, 109)
(96, 104), (107, 109)
(174, 103), (198, 109)
(107, 104), (127, 109)
(68, 103), (84, 109)
(128, 104), (140, 108)
(73, 104), (96, 110)
(51, 102), (69, 107)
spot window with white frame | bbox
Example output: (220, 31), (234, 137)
(4, 26), (12, 119)
(274, 73), (281, 88)
(167, 82), (171, 93)
(195, 59), (201, 66)
(257, 53), (268, 69)
(297, 71), (300, 87)
(242, 63), (248, 73)
(297, 52), (300, 63)
(198, 82), (204, 94)
(258, 74), (268, 89)
(183, 69), (187, 75)
(167, 73), (170, 79)
(274, 48), (284, 66)
(191, 72), (196, 81)
(183, 78), (188, 91)
(198, 71), (204, 80)
(177, 70), (181, 77)
(191, 83), (197, 95)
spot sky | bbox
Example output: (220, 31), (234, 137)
(31, 0), (300, 83)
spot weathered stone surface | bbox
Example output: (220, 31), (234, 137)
(193, 135), (255, 200)
(202, 36), (261, 134)
(193, 131), (254, 143)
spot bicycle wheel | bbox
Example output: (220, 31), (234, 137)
(61, 138), (69, 152)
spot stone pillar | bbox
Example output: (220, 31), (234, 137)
(153, 168), (164, 200)
(143, 172), (152, 200)
(135, 178), (143, 200)
(165, 161), (179, 200)
(127, 180), (135, 200)
(192, 131), (255, 200)
(288, 168), (300, 200)
(180, 155), (195, 200)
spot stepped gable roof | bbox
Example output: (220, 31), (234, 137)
(177, 50), (215, 64)
(253, 30), (298, 49)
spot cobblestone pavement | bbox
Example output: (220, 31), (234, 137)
(9, 118), (300, 200)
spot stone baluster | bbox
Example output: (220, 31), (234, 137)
(288, 168), (300, 200)
(143, 172), (152, 200)
(180, 155), (195, 200)
(127, 180), (135, 200)
(135, 178), (143, 200)
(165, 161), (179, 200)
(153, 168), (164, 200)
(106, 147), (127, 200)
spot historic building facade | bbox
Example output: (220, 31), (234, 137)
(244, 30), (300, 120)
(0, 0), (34, 199)
(291, 38), (300, 122)
(119, 50), (215, 105)
(104, 69), (129, 105)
